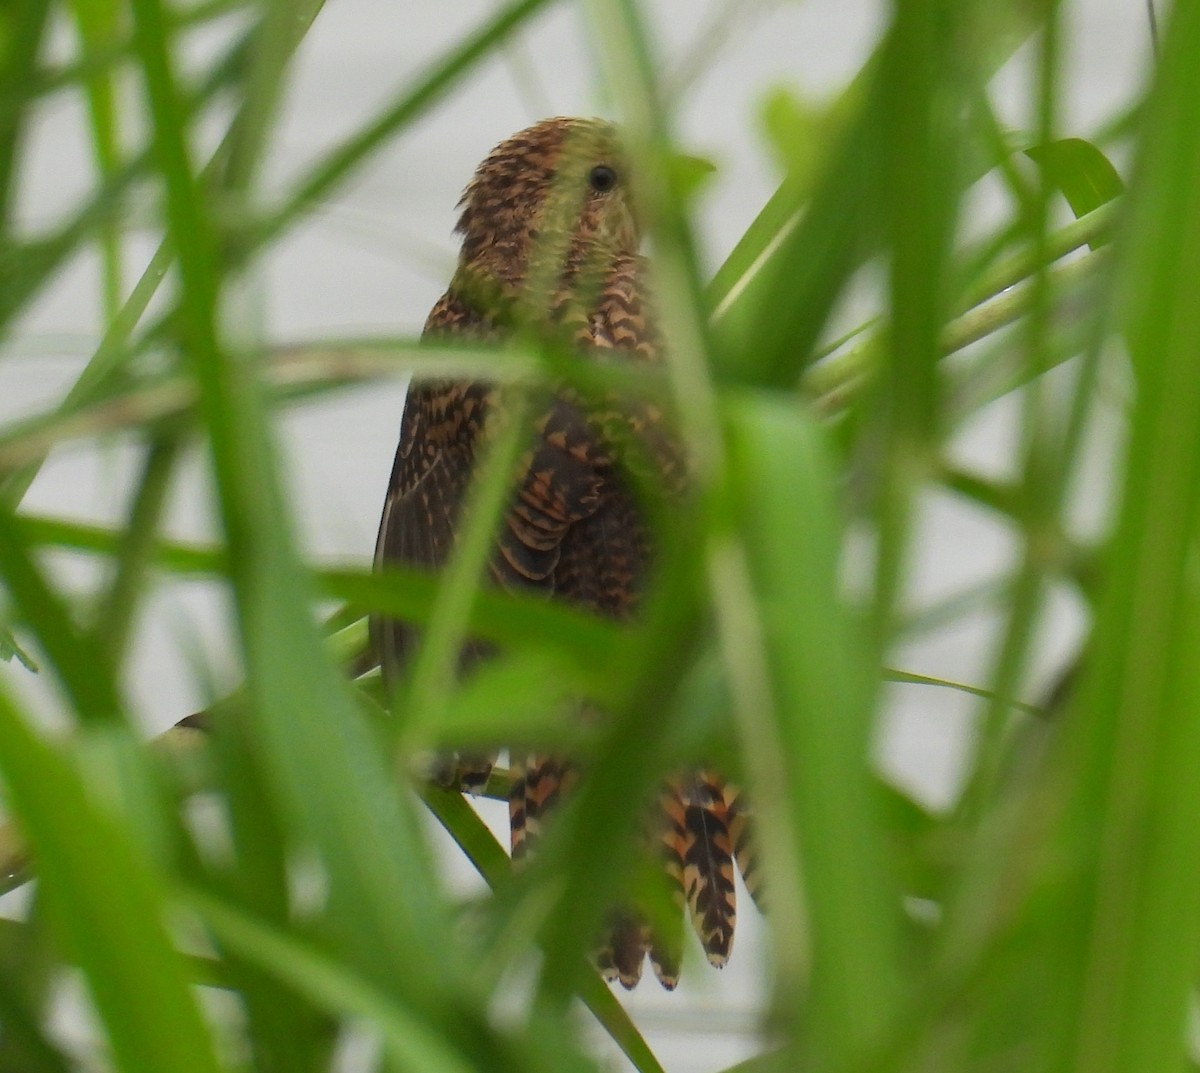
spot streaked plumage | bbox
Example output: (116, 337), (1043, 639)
(372, 117), (756, 987)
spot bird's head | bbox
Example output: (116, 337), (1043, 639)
(454, 117), (637, 289)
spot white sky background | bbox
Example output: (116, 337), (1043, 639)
(0, 1), (1156, 1070)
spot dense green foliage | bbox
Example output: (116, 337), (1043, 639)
(0, 1), (1194, 1071)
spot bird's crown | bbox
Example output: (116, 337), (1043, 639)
(453, 117), (637, 287)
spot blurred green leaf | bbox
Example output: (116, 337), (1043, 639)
(0, 964), (70, 1073)
(186, 888), (478, 1073)
(0, 912), (62, 1073)
(1041, 3), (1200, 1064)
(0, 625), (35, 671)
(1025, 136), (1125, 249)
(421, 785), (666, 1073)
(68, 0), (124, 317)
(0, 505), (121, 724)
(0, 682), (223, 1073)
(869, 0), (966, 645)
(0, 0), (50, 223)
(758, 84), (850, 187)
(667, 150), (717, 202)
(1024, 136), (1125, 218)
(723, 393), (904, 1066)
(708, 79), (883, 384)
(0, 1), (1190, 1071)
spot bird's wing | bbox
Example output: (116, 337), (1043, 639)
(371, 293), (495, 681)
(487, 392), (610, 594)
(371, 293), (503, 790)
(372, 289), (611, 799)
(372, 290), (607, 650)
(489, 252), (671, 594)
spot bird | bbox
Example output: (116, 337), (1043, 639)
(371, 117), (759, 989)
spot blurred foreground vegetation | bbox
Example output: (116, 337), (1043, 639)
(0, 1), (1197, 1072)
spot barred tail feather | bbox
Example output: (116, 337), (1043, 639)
(595, 908), (649, 990)
(723, 780), (765, 908)
(509, 760), (750, 988)
(663, 771), (737, 967)
(511, 756), (656, 988)
(508, 754), (574, 860)
(646, 781), (686, 989)
(647, 923), (682, 990)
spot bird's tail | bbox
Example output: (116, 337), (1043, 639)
(508, 754), (576, 861)
(722, 780), (765, 909)
(508, 758), (758, 989)
(660, 771), (738, 969)
(602, 770), (755, 989)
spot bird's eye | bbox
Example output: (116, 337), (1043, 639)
(588, 164), (618, 193)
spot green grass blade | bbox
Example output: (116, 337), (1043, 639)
(1024, 137), (1125, 223)
(220, 0), (325, 193)
(0, 916), (68, 1073)
(421, 787), (666, 1073)
(93, 435), (183, 668)
(0, 505), (121, 723)
(14, 515), (626, 672)
(0, 0), (51, 222)
(868, 1), (966, 648)
(129, 0), (483, 1028)
(68, 0), (125, 317)
(1045, 4), (1200, 1067)
(722, 394), (904, 1066)
(184, 889), (477, 1073)
(0, 684), (223, 1073)
(712, 72), (886, 388)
